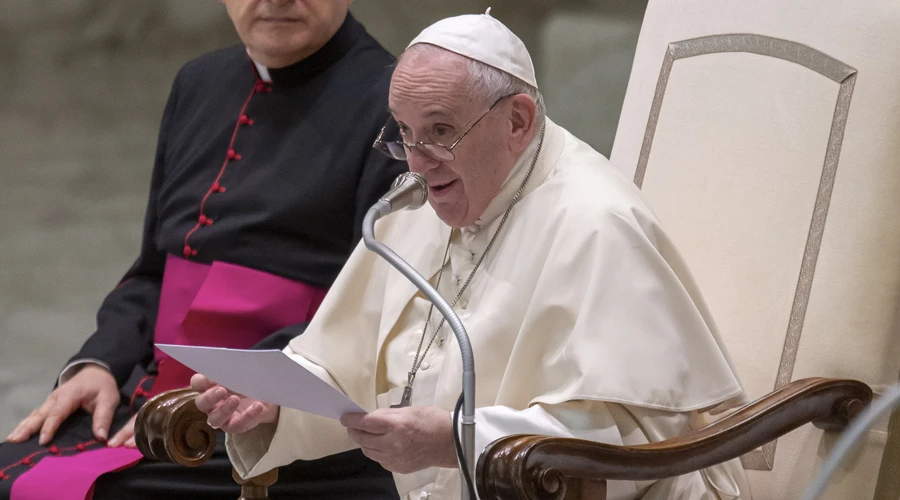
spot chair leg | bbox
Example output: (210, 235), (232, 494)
(232, 467), (278, 500)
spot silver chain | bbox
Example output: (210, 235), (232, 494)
(404, 123), (547, 394)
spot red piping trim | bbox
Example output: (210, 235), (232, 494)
(128, 375), (155, 414)
(182, 81), (264, 256)
(0, 440), (100, 479)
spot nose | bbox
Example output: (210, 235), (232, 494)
(405, 148), (441, 174)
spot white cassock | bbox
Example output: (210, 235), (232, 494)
(226, 118), (751, 500)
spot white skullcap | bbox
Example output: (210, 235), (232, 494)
(407, 7), (538, 89)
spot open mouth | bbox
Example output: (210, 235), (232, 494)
(429, 179), (457, 194)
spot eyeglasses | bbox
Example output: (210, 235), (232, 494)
(373, 94), (516, 162)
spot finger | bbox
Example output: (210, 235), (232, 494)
(124, 436), (136, 448)
(194, 386), (228, 414)
(6, 410), (49, 442)
(90, 389), (119, 442)
(341, 412), (392, 434)
(207, 396), (240, 429)
(39, 396), (81, 445)
(108, 428), (127, 447)
(7, 409), (46, 443)
(190, 374), (216, 393)
(224, 403), (266, 434)
(107, 417), (136, 448)
(339, 412), (365, 428)
(346, 427), (388, 452)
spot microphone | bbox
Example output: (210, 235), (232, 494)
(370, 172), (429, 217)
(362, 173), (477, 500)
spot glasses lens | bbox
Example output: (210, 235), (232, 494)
(421, 144), (454, 162)
(387, 142), (408, 160)
(375, 141), (408, 161)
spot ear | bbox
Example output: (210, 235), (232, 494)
(507, 94), (538, 153)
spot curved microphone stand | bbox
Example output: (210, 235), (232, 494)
(362, 172), (476, 500)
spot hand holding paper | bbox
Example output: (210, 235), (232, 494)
(156, 344), (366, 422)
(191, 374), (279, 434)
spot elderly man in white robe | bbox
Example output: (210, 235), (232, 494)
(191, 11), (750, 500)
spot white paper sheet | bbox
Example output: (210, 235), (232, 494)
(156, 344), (366, 420)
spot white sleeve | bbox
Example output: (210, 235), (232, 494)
(474, 402), (743, 500)
(475, 401), (629, 450)
(58, 359), (112, 386)
(475, 401), (642, 500)
(622, 405), (746, 500)
(226, 349), (359, 479)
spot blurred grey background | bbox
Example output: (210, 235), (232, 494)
(0, 1), (647, 435)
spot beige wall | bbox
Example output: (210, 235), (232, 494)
(0, 1), (646, 435)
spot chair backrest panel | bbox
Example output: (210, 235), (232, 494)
(610, 1), (900, 498)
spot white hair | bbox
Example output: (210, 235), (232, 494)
(401, 44), (546, 126)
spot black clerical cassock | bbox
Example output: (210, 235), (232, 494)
(0, 13), (406, 500)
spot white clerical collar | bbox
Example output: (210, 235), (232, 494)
(250, 54), (273, 83)
(466, 118), (564, 231)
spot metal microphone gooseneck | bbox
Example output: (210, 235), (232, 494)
(362, 172), (477, 500)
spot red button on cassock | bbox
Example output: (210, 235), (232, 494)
(76, 443), (86, 452)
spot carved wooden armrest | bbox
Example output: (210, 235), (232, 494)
(135, 388), (217, 466)
(476, 377), (872, 500)
(134, 388), (278, 500)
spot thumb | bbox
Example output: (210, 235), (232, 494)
(90, 389), (118, 442)
(190, 373), (216, 392)
(108, 416), (136, 448)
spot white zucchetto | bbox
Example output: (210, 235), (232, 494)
(407, 8), (538, 89)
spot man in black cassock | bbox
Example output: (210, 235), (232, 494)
(0, 1), (406, 499)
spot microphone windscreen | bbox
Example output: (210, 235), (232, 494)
(381, 172), (428, 214)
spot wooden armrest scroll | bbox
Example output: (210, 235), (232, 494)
(134, 388), (217, 467)
(135, 388), (279, 499)
(476, 377), (872, 500)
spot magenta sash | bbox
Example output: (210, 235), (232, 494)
(150, 255), (327, 395)
(12, 255), (327, 500)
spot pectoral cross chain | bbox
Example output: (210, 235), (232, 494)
(389, 125), (545, 412)
(391, 373), (416, 408)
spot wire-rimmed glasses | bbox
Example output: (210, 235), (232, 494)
(373, 94), (515, 162)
